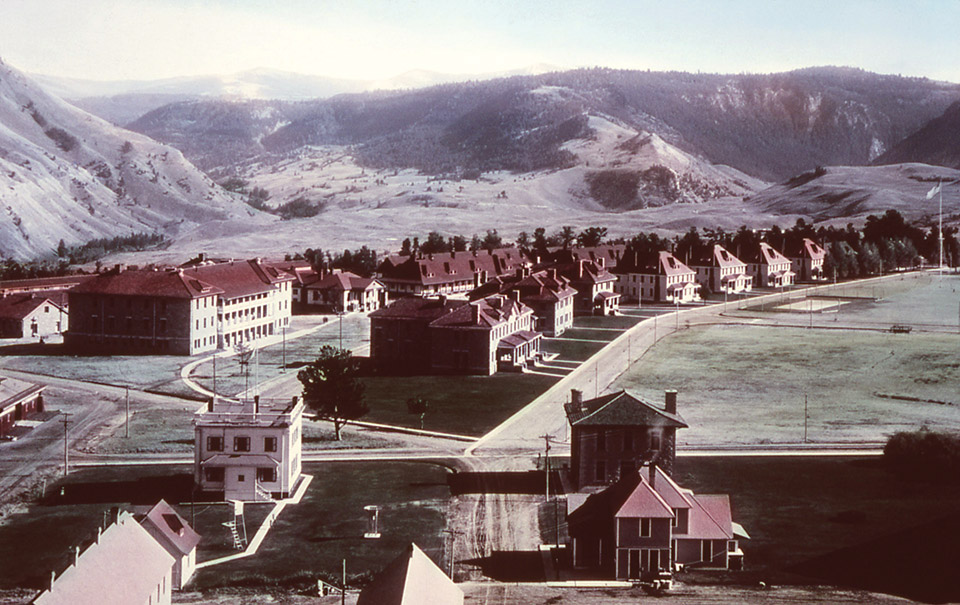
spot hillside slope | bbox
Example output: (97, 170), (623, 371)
(873, 101), (960, 169)
(0, 58), (266, 260)
(127, 67), (960, 181)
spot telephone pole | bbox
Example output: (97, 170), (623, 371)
(124, 387), (130, 438)
(60, 412), (71, 476)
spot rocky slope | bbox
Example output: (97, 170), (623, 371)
(873, 100), (960, 169)
(0, 58), (267, 260)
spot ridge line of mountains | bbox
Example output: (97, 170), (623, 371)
(2, 58), (959, 261)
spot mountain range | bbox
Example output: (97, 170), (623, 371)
(0, 58), (267, 260)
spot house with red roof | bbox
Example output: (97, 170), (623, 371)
(614, 250), (701, 304)
(745, 242), (795, 288)
(138, 500), (201, 590)
(358, 543), (463, 605)
(557, 259), (621, 316)
(567, 463), (748, 580)
(32, 511), (175, 605)
(376, 248), (527, 298)
(786, 238), (827, 282)
(547, 245), (627, 270)
(0, 376), (45, 439)
(565, 389), (687, 490)
(467, 267), (576, 336)
(689, 244), (753, 296)
(0, 294), (66, 339)
(370, 293), (541, 375)
(302, 270), (387, 313)
(194, 396), (304, 501)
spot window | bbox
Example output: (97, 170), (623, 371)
(595, 460), (605, 482)
(640, 518), (652, 538)
(257, 467), (277, 482)
(204, 467), (224, 482)
(596, 430), (606, 452)
(234, 436), (250, 452)
(238, 474), (245, 482)
(207, 436), (224, 452)
(728, 540), (738, 552)
(701, 540), (713, 562)
(672, 508), (679, 527)
(264, 436), (277, 452)
(649, 431), (661, 450)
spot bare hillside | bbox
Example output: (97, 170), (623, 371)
(0, 58), (270, 260)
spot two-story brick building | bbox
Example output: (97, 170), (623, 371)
(0, 376), (45, 439)
(369, 293), (541, 375)
(467, 267), (576, 336)
(565, 389), (687, 490)
(301, 270), (388, 313)
(377, 248), (527, 298)
(689, 245), (753, 296)
(194, 396), (303, 501)
(558, 259), (621, 316)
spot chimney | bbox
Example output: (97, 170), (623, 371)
(438, 294), (446, 306)
(598, 257), (605, 268)
(509, 290), (521, 304)
(578, 260), (585, 278)
(50, 571), (56, 591)
(571, 389), (583, 410)
(470, 303), (480, 325)
(515, 267), (524, 278)
(292, 396), (298, 407)
(254, 395), (260, 416)
(665, 390), (677, 415)
(109, 506), (120, 525)
(96, 526), (102, 543)
(207, 398), (214, 412)
(473, 271), (481, 288)
(549, 268), (557, 281)
(73, 546), (81, 566)
(649, 461), (657, 491)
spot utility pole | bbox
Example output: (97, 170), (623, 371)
(675, 300), (680, 330)
(341, 558), (346, 605)
(541, 434), (552, 501)
(60, 412), (71, 476)
(338, 312), (344, 350)
(124, 387), (129, 438)
(282, 325), (286, 372)
(803, 394), (808, 443)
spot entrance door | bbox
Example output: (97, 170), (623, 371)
(628, 549), (641, 578)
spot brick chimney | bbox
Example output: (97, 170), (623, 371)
(649, 460), (657, 490)
(470, 303), (480, 325)
(509, 290), (521, 304)
(571, 389), (583, 410)
(578, 260), (585, 278)
(665, 390), (677, 415)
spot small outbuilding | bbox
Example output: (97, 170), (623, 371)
(139, 500), (201, 590)
(357, 543), (463, 605)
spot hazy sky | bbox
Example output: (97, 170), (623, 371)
(1, 0), (957, 82)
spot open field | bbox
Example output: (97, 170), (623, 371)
(190, 461), (450, 589)
(361, 373), (559, 436)
(675, 456), (960, 603)
(614, 274), (960, 445)
(615, 324), (960, 445)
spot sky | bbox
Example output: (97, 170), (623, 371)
(1, 0), (958, 83)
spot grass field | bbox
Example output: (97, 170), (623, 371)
(541, 338), (607, 362)
(614, 324), (960, 445)
(675, 456), (960, 603)
(361, 372), (559, 436)
(190, 461), (450, 589)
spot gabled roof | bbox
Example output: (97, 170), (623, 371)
(0, 376), (44, 414)
(786, 238), (826, 261)
(559, 259), (618, 286)
(639, 465), (692, 510)
(744, 242), (791, 265)
(370, 296), (467, 321)
(182, 259), (294, 299)
(615, 250), (695, 277)
(378, 248), (526, 286)
(673, 492), (734, 541)
(140, 499), (201, 557)
(69, 268), (222, 299)
(467, 268), (577, 305)
(0, 274), (95, 294)
(690, 245), (747, 270)
(615, 478), (675, 519)
(430, 295), (531, 329)
(0, 294), (62, 320)
(33, 512), (174, 605)
(549, 245), (626, 269)
(565, 390), (687, 428)
(357, 543), (463, 605)
(304, 271), (382, 292)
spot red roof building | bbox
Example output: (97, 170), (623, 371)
(467, 267), (576, 336)
(565, 389), (687, 489)
(376, 248), (527, 298)
(614, 250), (701, 304)
(0, 294), (66, 339)
(301, 270), (388, 313)
(33, 511), (175, 605)
(139, 500), (201, 590)
(689, 244), (753, 296)
(786, 238), (827, 282)
(370, 293), (541, 375)
(567, 464), (748, 581)
(66, 259), (293, 355)
(0, 375), (45, 439)
(357, 543), (463, 605)
(557, 259), (621, 316)
(745, 242), (795, 288)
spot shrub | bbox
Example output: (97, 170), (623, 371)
(276, 197), (321, 219)
(884, 430), (960, 481)
(44, 127), (78, 152)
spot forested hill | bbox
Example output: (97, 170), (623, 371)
(127, 67), (960, 180)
